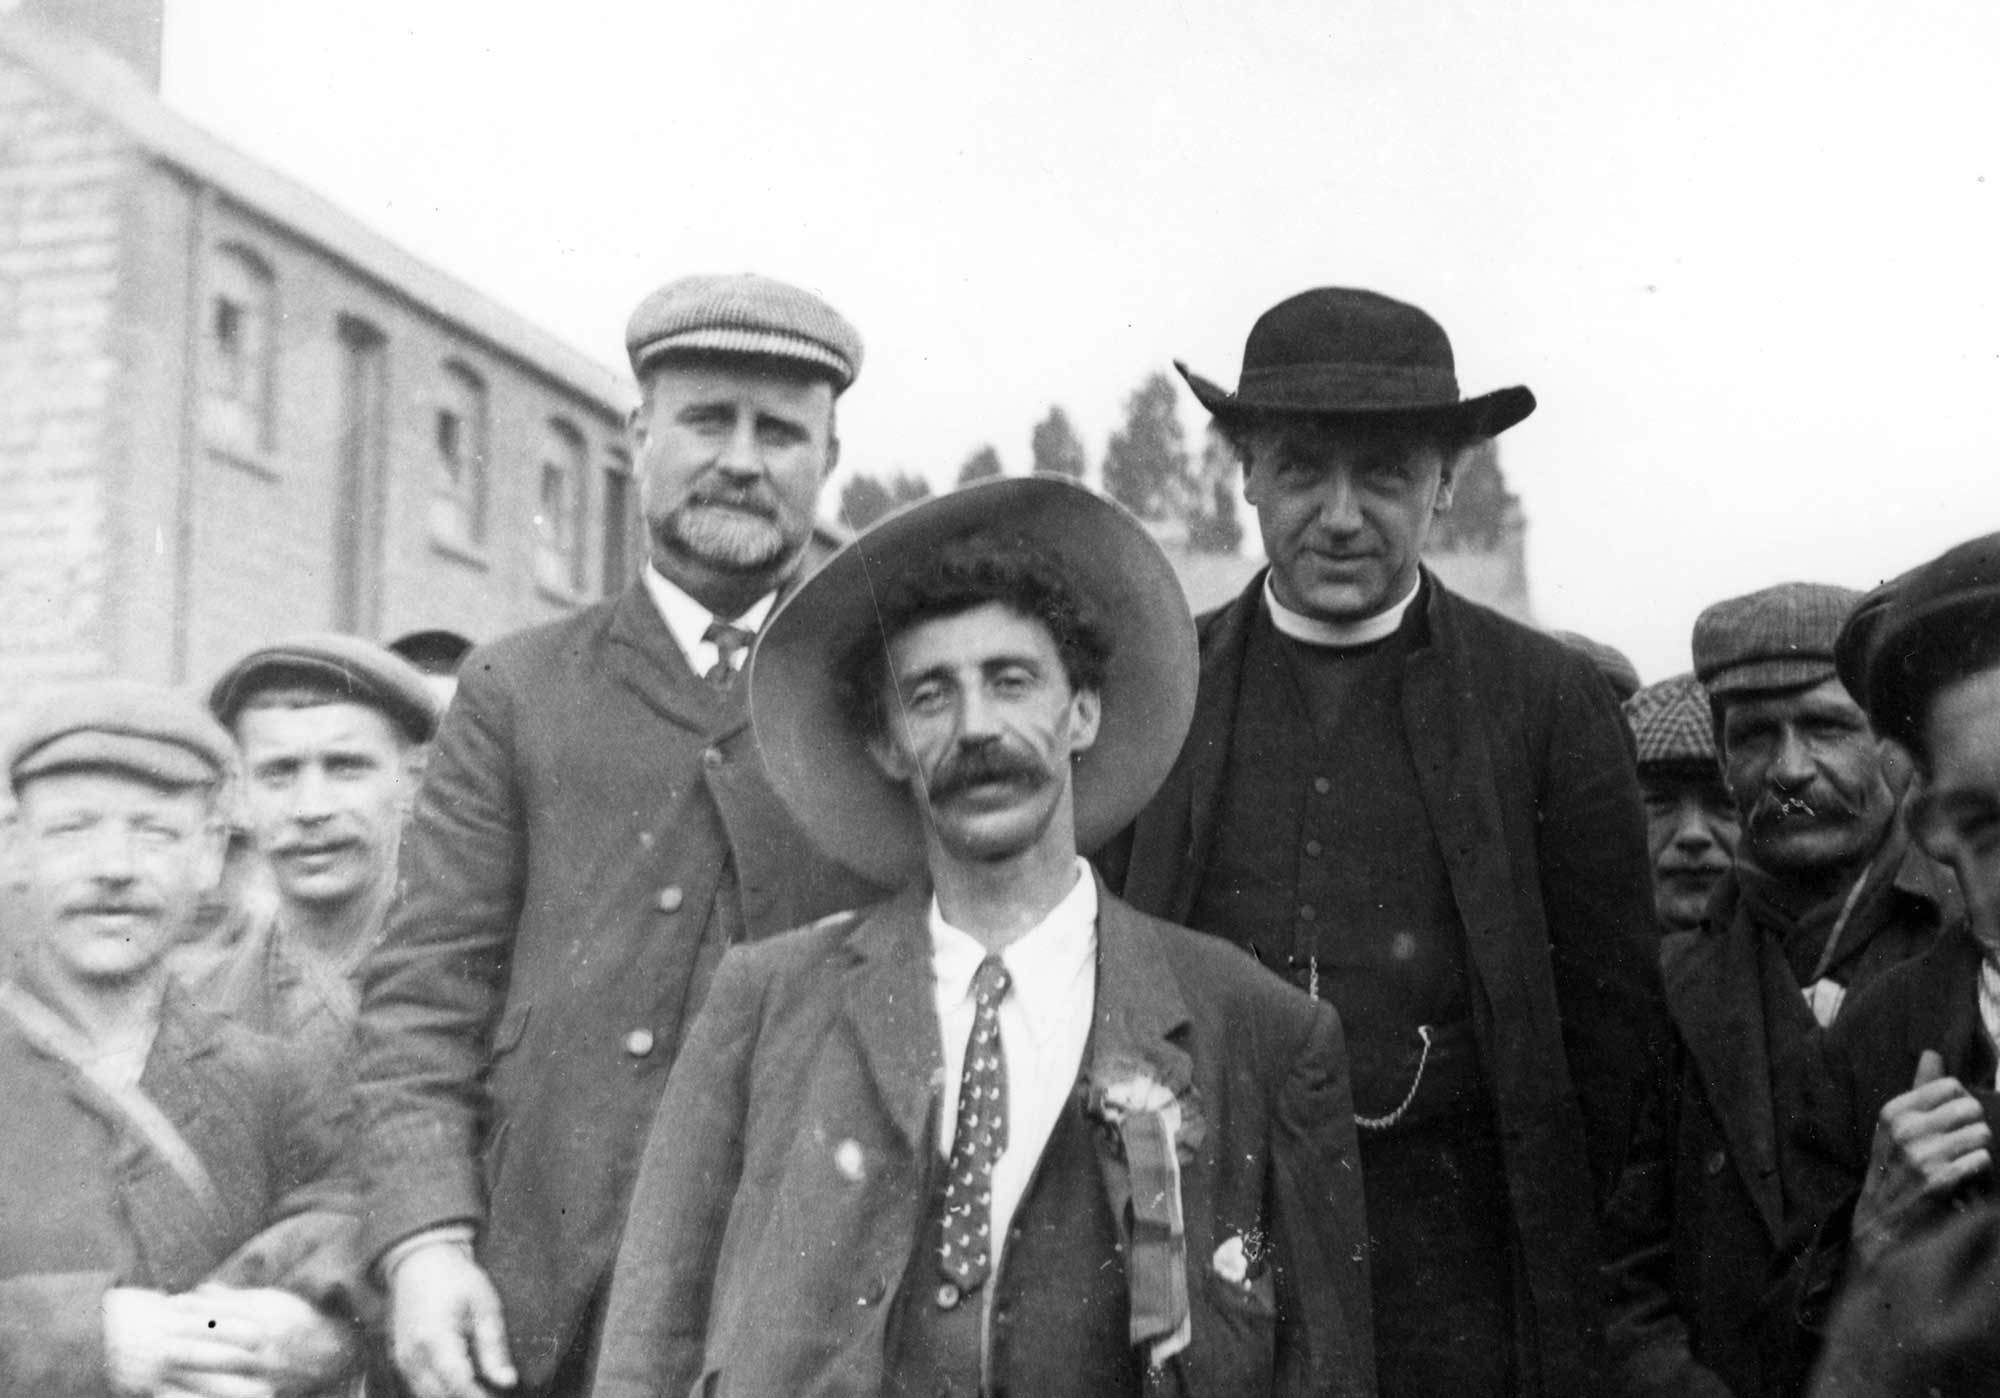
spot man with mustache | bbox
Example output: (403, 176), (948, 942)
(1104, 288), (1665, 1395)
(591, 477), (1373, 1397)
(352, 274), (885, 1398)
(1626, 673), (1741, 937)
(1604, 583), (1952, 1396)
(1, 681), (363, 1397)
(185, 633), (439, 1057)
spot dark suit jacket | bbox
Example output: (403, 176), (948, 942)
(589, 881), (1376, 1398)
(354, 577), (885, 1389)
(0, 982), (360, 1398)
(1102, 570), (1666, 1394)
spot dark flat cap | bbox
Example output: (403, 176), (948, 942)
(210, 633), (440, 744)
(1624, 673), (1718, 769)
(8, 679), (234, 792)
(1863, 532), (2000, 752)
(1693, 583), (1863, 699)
(1832, 571), (1913, 712)
(1552, 630), (1641, 702)
(625, 273), (862, 392)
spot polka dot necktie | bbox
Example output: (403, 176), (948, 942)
(701, 618), (755, 689)
(939, 955), (1011, 1291)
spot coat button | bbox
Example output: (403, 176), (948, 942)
(860, 1276), (886, 1306)
(656, 886), (684, 913)
(1312, 776), (1332, 795)
(1298, 904), (1316, 922)
(623, 1029), (655, 1058)
(703, 747), (725, 769)
(1705, 1148), (1727, 1176)
(1304, 839), (1323, 857)
(935, 1282), (961, 1310)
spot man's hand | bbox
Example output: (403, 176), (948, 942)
(103, 1288), (271, 1398)
(190, 1284), (359, 1393)
(390, 1240), (518, 1398)
(1853, 1049), (1993, 1268)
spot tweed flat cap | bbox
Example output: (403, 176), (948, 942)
(1624, 673), (1718, 769)
(1863, 532), (2000, 752)
(1552, 630), (1641, 702)
(8, 679), (234, 793)
(1693, 582), (1862, 698)
(210, 633), (440, 744)
(625, 273), (862, 392)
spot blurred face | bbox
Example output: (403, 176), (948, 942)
(7, 770), (221, 991)
(1241, 417), (1458, 624)
(632, 361), (836, 592)
(1639, 762), (1740, 933)
(237, 701), (411, 914)
(1720, 677), (1897, 881)
(1912, 666), (2000, 959)
(867, 603), (1101, 866)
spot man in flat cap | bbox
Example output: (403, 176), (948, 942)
(1103, 287), (1664, 1395)
(1604, 583), (1954, 1396)
(353, 273), (885, 1398)
(1626, 673), (1741, 937)
(591, 477), (1374, 1398)
(186, 633), (438, 1056)
(1799, 531), (2000, 1397)
(1, 681), (363, 1397)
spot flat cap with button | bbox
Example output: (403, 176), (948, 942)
(1623, 673), (1718, 770)
(625, 273), (863, 393)
(1692, 582), (1863, 699)
(8, 679), (235, 793)
(209, 632), (441, 745)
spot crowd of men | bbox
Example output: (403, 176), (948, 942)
(2, 271), (1996, 1398)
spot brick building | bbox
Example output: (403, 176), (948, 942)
(0, 6), (639, 719)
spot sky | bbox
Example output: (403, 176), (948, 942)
(148, 0), (2000, 679)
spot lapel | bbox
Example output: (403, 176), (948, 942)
(604, 582), (742, 738)
(839, 885), (946, 1154)
(1905, 926), (1990, 1079)
(1664, 901), (1785, 1239)
(1086, 887), (1197, 1234)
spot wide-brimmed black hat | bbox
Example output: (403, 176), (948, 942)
(750, 477), (1198, 886)
(1176, 287), (1535, 439)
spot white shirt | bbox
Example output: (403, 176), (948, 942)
(929, 860), (1097, 1251)
(1264, 571), (1421, 648)
(642, 565), (777, 676)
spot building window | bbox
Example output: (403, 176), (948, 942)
(535, 418), (586, 593)
(602, 447), (637, 595)
(204, 244), (276, 454)
(431, 362), (488, 546)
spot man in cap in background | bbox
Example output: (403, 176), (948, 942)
(1626, 673), (1741, 937)
(354, 274), (886, 1398)
(1104, 286), (1664, 1395)
(189, 632), (438, 1056)
(1604, 583), (1952, 1396)
(592, 477), (1373, 1398)
(1, 681), (363, 1397)
(1555, 629), (1643, 704)
(1799, 531), (2000, 1397)
(387, 628), (475, 715)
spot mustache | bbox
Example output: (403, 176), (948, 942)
(927, 743), (1052, 803)
(1747, 786), (1859, 833)
(682, 482), (781, 520)
(63, 898), (159, 917)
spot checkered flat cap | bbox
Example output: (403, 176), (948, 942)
(8, 679), (234, 793)
(1693, 582), (1862, 698)
(1624, 672), (1717, 768)
(625, 273), (862, 392)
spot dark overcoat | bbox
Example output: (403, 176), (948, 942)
(0, 982), (360, 1398)
(1101, 571), (1667, 1395)
(589, 881), (1377, 1398)
(353, 575), (885, 1391)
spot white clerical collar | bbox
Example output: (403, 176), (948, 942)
(643, 565), (778, 671)
(930, 859), (1098, 1041)
(1263, 572), (1422, 649)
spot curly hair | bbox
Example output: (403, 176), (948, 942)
(833, 531), (1112, 740)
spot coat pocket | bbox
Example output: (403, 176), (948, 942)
(479, 1004), (532, 1193)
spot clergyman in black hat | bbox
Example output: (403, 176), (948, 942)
(591, 477), (1374, 1398)
(351, 274), (887, 1398)
(1102, 287), (1666, 1395)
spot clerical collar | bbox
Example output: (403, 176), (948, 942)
(1263, 573), (1422, 649)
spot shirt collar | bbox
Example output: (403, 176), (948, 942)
(1263, 570), (1421, 649)
(930, 859), (1098, 1037)
(643, 565), (778, 669)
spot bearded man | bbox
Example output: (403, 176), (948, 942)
(352, 274), (886, 1398)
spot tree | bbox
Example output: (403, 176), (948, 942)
(1029, 405), (1087, 480)
(837, 470), (934, 531)
(1102, 372), (1194, 521)
(1185, 424), (1245, 554)
(955, 445), (1004, 487)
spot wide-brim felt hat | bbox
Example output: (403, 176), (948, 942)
(1177, 287), (1535, 439)
(751, 476), (1198, 887)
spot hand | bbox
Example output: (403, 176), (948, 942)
(390, 1241), (517, 1398)
(1853, 1050), (1992, 1267)
(189, 1284), (360, 1394)
(102, 1288), (271, 1398)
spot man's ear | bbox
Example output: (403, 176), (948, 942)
(865, 724), (914, 784)
(0, 811), (28, 894)
(397, 742), (427, 816)
(1433, 445), (1467, 514)
(1067, 688), (1103, 757)
(824, 432), (842, 480)
(1905, 775), (1951, 862)
(194, 814), (228, 899)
